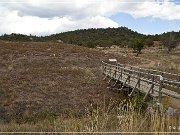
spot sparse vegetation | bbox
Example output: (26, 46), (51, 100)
(0, 32), (180, 133)
(0, 41), (141, 124)
(0, 99), (179, 133)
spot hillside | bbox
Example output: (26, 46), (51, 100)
(0, 27), (179, 48)
(0, 41), (142, 123)
(47, 27), (145, 47)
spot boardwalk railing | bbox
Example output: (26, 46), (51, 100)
(117, 63), (180, 82)
(117, 63), (180, 93)
(102, 61), (180, 102)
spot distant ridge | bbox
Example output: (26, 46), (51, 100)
(0, 27), (179, 48)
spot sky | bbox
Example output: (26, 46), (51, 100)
(0, 0), (180, 35)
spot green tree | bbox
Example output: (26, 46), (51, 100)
(130, 38), (144, 56)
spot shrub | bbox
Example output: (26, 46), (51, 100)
(129, 38), (144, 56)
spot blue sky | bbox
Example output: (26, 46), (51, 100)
(110, 12), (180, 35)
(173, 0), (180, 4)
(109, 0), (180, 35)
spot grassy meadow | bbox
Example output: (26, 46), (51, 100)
(0, 41), (180, 134)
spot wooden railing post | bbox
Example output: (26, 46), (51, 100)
(161, 72), (164, 78)
(138, 72), (141, 88)
(128, 67), (132, 84)
(158, 75), (163, 103)
(151, 76), (154, 94)
(109, 65), (111, 76)
(118, 64), (121, 79)
(121, 66), (123, 79)
(115, 65), (118, 79)
(178, 76), (180, 91)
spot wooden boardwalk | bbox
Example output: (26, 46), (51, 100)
(102, 61), (180, 103)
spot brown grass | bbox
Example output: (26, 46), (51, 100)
(102, 46), (180, 73)
(0, 99), (179, 133)
(0, 42), (179, 133)
(0, 41), (142, 124)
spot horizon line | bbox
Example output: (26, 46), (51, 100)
(0, 27), (179, 37)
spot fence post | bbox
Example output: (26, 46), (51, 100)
(157, 75), (163, 112)
(158, 75), (163, 103)
(109, 65), (111, 76)
(178, 76), (180, 91)
(117, 64), (120, 79)
(138, 71), (141, 88)
(151, 76), (154, 94)
(115, 65), (117, 79)
(128, 67), (132, 84)
(121, 66), (123, 79)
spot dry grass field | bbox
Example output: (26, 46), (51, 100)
(0, 41), (179, 133)
(0, 99), (179, 133)
(102, 46), (180, 73)
(0, 41), (141, 124)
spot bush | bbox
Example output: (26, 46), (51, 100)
(129, 38), (144, 56)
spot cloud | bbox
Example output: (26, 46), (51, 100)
(0, 0), (179, 35)
(0, 0), (120, 35)
(123, 0), (180, 20)
(0, 9), (118, 35)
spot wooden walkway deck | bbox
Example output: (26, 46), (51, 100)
(102, 61), (180, 103)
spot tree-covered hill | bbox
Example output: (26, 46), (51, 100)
(0, 27), (179, 48)
(46, 27), (146, 48)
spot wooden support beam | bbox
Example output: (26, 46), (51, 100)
(103, 65), (111, 80)
(143, 84), (153, 101)
(108, 76), (113, 84)
(103, 74), (108, 81)
(113, 74), (121, 87)
(119, 76), (129, 91)
(107, 78), (112, 85)
(108, 69), (117, 85)
(103, 63), (106, 74)
(158, 76), (163, 103)
(128, 78), (140, 97)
